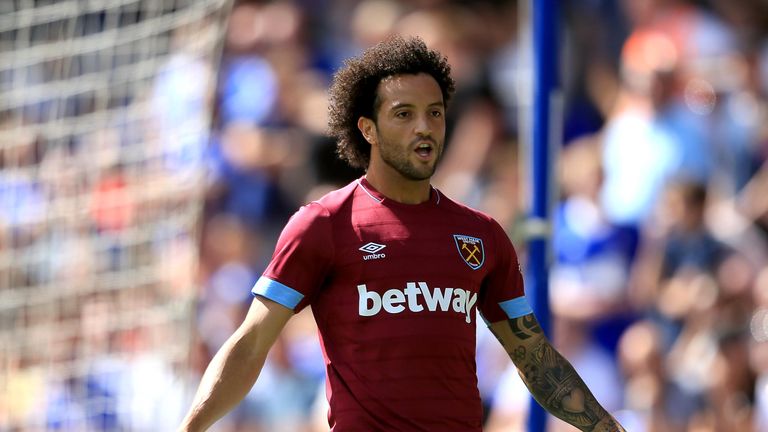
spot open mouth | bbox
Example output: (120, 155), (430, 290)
(415, 142), (433, 158)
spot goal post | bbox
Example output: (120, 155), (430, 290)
(0, 1), (233, 430)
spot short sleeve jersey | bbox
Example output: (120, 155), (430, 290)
(252, 178), (531, 431)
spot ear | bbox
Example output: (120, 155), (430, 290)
(357, 117), (377, 145)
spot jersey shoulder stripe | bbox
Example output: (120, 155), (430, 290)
(252, 276), (304, 309)
(498, 296), (533, 319)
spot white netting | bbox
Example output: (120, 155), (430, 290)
(0, 0), (232, 430)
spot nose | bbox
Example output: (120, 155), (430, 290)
(414, 114), (431, 137)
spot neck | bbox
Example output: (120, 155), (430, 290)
(365, 166), (432, 205)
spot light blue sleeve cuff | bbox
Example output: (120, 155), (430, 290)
(499, 296), (533, 319)
(251, 276), (305, 310)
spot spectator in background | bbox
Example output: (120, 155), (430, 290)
(634, 181), (732, 346)
(151, 24), (217, 182)
(615, 319), (667, 431)
(631, 178), (760, 429)
(550, 137), (638, 354)
(751, 267), (768, 431)
(599, 29), (690, 229)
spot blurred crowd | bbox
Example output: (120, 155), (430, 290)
(0, 2), (226, 430)
(3, 0), (768, 431)
(191, 0), (768, 431)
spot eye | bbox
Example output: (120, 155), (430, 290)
(395, 111), (410, 119)
(431, 110), (443, 118)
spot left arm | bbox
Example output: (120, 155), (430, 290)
(488, 313), (625, 432)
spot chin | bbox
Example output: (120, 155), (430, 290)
(412, 170), (435, 181)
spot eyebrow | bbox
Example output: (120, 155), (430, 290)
(388, 101), (445, 110)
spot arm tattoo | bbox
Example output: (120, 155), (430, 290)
(509, 313), (542, 339)
(511, 346), (526, 363)
(494, 318), (624, 432)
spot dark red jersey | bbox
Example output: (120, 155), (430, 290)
(252, 177), (531, 431)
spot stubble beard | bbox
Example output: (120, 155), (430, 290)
(378, 136), (442, 181)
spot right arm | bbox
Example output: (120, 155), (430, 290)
(177, 296), (293, 432)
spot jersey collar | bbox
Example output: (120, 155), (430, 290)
(357, 176), (441, 206)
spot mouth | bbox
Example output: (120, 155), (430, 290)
(414, 141), (435, 160)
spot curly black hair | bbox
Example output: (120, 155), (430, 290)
(327, 36), (455, 170)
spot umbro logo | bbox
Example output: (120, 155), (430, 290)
(359, 242), (386, 253)
(359, 242), (386, 260)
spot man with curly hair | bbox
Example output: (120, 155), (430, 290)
(179, 36), (625, 432)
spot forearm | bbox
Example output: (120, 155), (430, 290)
(489, 315), (624, 432)
(178, 331), (267, 432)
(515, 340), (624, 431)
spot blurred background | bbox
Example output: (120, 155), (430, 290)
(1, 0), (768, 431)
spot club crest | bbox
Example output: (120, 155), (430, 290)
(453, 234), (485, 270)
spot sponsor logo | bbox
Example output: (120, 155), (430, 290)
(453, 234), (485, 270)
(358, 282), (478, 324)
(359, 242), (386, 260)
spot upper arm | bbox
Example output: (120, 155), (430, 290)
(235, 295), (294, 358)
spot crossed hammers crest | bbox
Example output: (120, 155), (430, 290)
(461, 242), (481, 265)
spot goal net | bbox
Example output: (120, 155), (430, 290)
(0, 0), (232, 430)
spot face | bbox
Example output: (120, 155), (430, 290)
(361, 73), (446, 181)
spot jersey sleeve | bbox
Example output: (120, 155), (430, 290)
(251, 202), (333, 312)
(477, 219), (532, 323)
